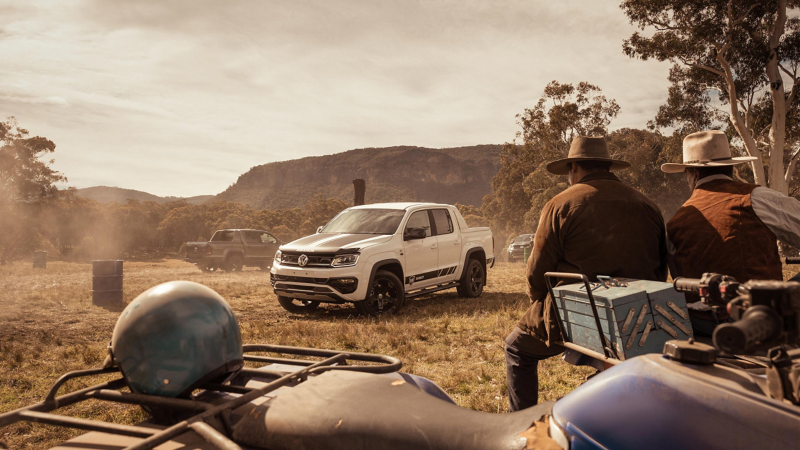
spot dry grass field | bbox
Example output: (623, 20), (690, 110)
(0, 260), (594, 449)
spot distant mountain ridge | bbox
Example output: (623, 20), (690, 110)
(216, 145), (503, 209)
(75, 186), (213, 205)
(76, 144), (504, 209)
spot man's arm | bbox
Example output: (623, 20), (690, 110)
(526, 201), (564, 302)
(750, 187), (800, 248)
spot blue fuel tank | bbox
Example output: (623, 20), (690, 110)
(550, 354), (800, 450)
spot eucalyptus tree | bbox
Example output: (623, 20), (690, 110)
(621, 0), (800, 194)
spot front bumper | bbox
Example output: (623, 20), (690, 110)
(508, 248), (524, 258)
(270, 262), (367, 303)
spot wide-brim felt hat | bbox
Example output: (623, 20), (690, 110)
(546, 136), (630, 175)
(661, 130), (757, 173)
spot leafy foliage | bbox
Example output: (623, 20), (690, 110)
(476, 83), (688, 248)
(0, 117), (67, 262)
(0, 117), (66, 203)
(480, 81), (620, 241)
(621, 0), (800, 193)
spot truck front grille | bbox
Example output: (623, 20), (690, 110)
(280, 254), (335, 267)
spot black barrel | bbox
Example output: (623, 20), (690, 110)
(33, 251), (47, 269)
(92, 260), (123, 305)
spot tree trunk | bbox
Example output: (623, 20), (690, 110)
(718, 55), (767, 186)
(767, 0), (789, 195)
(353, 179), (366, 206)
(768, 64), (788, 195)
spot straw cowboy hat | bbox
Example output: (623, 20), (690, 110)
(661, 130), (757, 173)
(546, 135), (630, 175)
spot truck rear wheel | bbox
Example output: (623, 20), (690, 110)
(457, 259), (485, 298)
(356, 270), (405, 316)
(223, 255), (243, 272)
(277, 296), (320, 313)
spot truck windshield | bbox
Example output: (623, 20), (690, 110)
(514, 235), (532, 243)
(321, 209), (405, 235)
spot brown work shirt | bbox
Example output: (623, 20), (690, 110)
(518, 172), (668, 346)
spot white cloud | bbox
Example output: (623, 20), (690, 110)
(0, 0), (672, 197)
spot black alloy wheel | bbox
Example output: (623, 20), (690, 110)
(356, 270), (405, 316)
(457, 259), (485, 298)
(224, 255), (244, 272)
(277, 296), (320, 313)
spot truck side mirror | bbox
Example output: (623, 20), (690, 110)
(317, 226), (324, 234)
(404, 228), (427, 241)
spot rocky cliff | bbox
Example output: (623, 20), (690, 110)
(215, 145), (502, 209)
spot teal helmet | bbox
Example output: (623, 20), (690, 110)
(110, 281), (243, 397)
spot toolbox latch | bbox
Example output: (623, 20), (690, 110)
(596, 275), (628, 288)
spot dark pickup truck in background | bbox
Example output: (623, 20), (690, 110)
(185, 229), (281, 272)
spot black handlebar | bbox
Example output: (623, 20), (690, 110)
(712, 306), (782, 354)
(673, 277), (701, 293)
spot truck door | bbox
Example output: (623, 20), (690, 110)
(431, 209), (460, 282)
(243, 231), (266, 263)
(259, 232), (280, 267)
(402, 210), (439, 289)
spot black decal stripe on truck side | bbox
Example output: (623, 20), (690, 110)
(405, 266), (458, 285)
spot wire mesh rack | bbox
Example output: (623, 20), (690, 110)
(0, 344), (402, 450)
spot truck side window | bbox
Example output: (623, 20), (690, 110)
(211, 231), (234, 242)
(431, 209), (453, 235)
(244, 231), (261, 244)
(406, 211), (431, 237)
(261, 233), (277, 244)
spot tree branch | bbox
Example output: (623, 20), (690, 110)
(779, 62), (795, 79)
(735, 4), (759, 24)
(770, 0), (788, 50)
(686, 62), (725, 77)
(734, 166), (749, 183)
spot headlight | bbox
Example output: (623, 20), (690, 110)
(274, 250), (282, 262)
(331, 254), (359, 267)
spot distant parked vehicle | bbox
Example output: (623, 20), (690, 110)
(507, 234), (533, 262)
(185, 229), (281, 272)
(270, 202), (494, 316)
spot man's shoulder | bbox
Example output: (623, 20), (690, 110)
(548, 178), (658, 209)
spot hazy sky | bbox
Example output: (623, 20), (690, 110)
(0, 1), (671, 197)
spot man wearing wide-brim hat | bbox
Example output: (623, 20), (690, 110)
(663, 130), (800, 336)
(504, 135), (668, 412)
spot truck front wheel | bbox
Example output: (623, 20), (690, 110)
(457, 259), (485, 298)
(200, 264), (218, 273)
(277, 296), (320, 313)
(356, 270), (405, 316)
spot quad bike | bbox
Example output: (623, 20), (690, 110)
(1, 270), (799, 450)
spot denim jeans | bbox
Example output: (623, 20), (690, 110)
(504, 327), (564, 412)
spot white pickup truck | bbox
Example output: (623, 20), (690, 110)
(270, 203), (494, 316)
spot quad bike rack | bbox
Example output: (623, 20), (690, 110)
(0, 344), (402, 450)
(544, 272), (623, 365)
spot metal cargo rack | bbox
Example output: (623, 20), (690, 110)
(0, 344), (402, 450)
(545, 272), (624, 365)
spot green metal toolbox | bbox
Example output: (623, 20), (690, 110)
(548, 274), (693, 360)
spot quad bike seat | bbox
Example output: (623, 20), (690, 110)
(233, 370), (553, 450)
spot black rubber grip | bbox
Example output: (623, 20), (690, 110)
(786, 257), (800, 265)
(673, 277), (701, 292)
(713, 308), (779, 354)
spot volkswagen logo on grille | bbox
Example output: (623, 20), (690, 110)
(298, 254), (309, 267)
